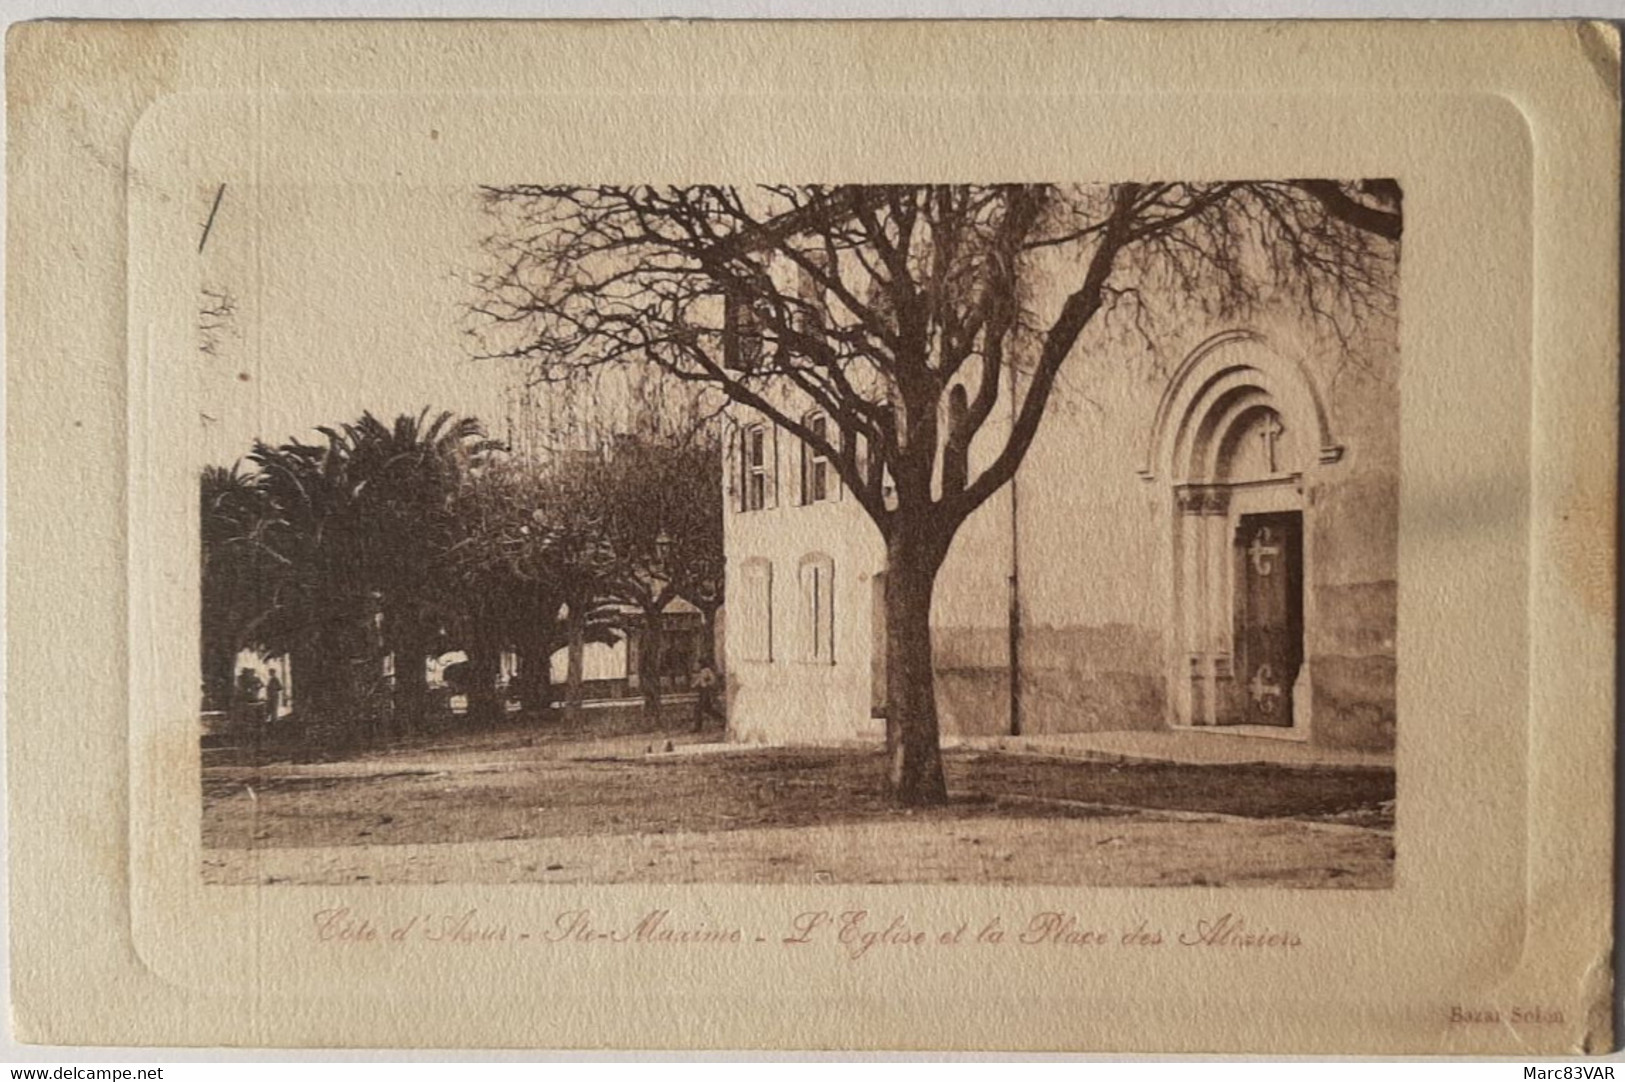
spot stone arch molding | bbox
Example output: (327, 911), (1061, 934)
(1139, 329), (1343, 484)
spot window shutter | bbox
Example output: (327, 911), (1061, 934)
(794, 257), (827, 341)
(853, 430), (867, 497)
(763, 561), (774, 662)
(834, 429), (846, 502)
(793, 429), (807, 507)
(767, 426), (781, 508)
(724, 294), (763, 372)
(746, 563), (758, 660)
(726, 428), (742, 513)
(820, 561), (835, 663)
(799, 562), (815, 660)
(742, 559), (775, 662)
(795, 555), (836, 664)
(723, 295), (742, 371)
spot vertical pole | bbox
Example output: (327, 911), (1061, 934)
(1007, 356), (1023, 738)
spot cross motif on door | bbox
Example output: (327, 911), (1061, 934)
(1248, 526), (1280, 576)
(1247, 663), (1282, 714)
(1259, 414), (1285, 472)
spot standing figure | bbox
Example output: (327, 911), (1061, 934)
(233, 666), (264, 726)
(265, 668), (284, 721)
(691, 661), (720, 733)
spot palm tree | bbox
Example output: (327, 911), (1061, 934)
(206, 409), (578, 744)
(200, 464), (268, 712)
(243, 432), (374, 730)
(336, 409), (493, 734)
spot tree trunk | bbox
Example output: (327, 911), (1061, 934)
(291, 640), (339, 722)
(401, 646), (428, 734)
(513, 644), (537, 714)
(692, 601), (722, 734)
(388, 617), (429, 737)
(348, 619), (390, 745)
(201, 634), (237, 714)
(696, 602), (719, 668)
(565, 604), (586, 723)
(640, 612), (664, 722)
(465, 637), (504, 728)
(541, 644), (562, 713)
(884, 536), (949, 806)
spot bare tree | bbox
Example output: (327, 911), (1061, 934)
(469, 182), (1399, 805)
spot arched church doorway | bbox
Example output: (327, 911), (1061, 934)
(1141, 331), (1344, 737)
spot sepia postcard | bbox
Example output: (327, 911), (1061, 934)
(6, 18), (1617, 1054)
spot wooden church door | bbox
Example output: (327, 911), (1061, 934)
(1232, 511), (1304, 727)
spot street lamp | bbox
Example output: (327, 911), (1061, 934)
(654, 528), (672, 573)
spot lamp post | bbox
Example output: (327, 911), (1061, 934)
(649, 528), (673, 698)
(654, 528), (672, 575)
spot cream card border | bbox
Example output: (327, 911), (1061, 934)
(7, 20), (1617, 1053)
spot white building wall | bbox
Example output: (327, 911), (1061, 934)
(719, 226), (1399, 754)
(723, 418), (886, 745)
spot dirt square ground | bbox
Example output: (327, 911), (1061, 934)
(201, 708), (1394, 888)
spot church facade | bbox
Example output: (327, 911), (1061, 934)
(721, 277), (1399, 756)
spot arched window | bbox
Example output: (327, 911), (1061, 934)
(739, 558), (774, 662)
(724, 293), (764, 372)
(792, 252), (829, 338)
(742, 424), (769, 511)
(801, 412), (833, 504)
(798, 553), (835, 664)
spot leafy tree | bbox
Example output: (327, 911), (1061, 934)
(441, 456), (613, 724)
(556, 433), (725, 719)
(470, 182), (1400, 804)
